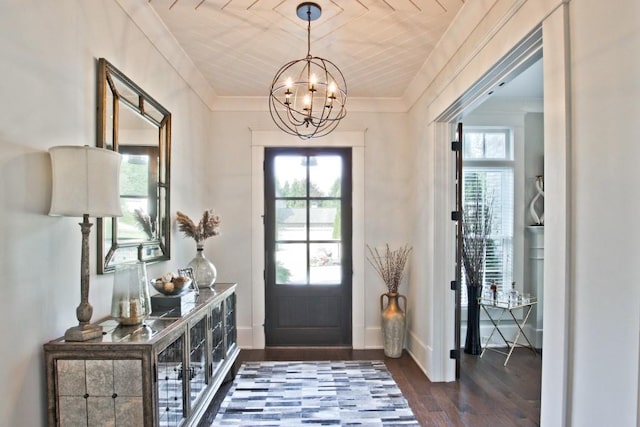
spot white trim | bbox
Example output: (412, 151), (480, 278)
(250, 131), (366, 349)
(432, 121), (457, 382)
(540, 5), (572, 426)
(405, 331), (432, 380)
(424, 3), (570, 426)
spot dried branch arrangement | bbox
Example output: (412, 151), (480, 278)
(366, 244), (413, 294)
(462, 197), (493, 288)
(176, 209), (221, 246)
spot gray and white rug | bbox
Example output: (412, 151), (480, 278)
(212, 360), (419, 426)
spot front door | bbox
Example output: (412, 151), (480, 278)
(264, 147), (352, 346)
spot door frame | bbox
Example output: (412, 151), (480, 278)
(250, 130), (366, 349)
(429, 4), (571, 425)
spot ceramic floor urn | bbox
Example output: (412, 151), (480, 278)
(367, 244), (412, 359)
(380, 292), (407, 358)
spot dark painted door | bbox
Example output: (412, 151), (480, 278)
(454, 122), (463, 378)
(264, 147), (352, 346)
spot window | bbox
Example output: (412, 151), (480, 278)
(462, 128), (514, 305)
(117, 145), (159, 242)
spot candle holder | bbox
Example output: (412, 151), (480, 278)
(111, 261), (152, 326)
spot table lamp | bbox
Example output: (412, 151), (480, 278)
(49, 145), (122, 341)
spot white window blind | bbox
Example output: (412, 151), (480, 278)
(461, 129), (514, 305)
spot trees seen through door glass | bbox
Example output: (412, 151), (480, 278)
(274, 155), (343, 286)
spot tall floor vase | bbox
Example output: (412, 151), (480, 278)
(188, 245), (217, 289)
(464, 285), (482, 355)
(380, 292), (407, 358)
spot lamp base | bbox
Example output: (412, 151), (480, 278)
(64, 323), (103, 342)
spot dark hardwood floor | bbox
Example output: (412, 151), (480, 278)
(199, 347), (541, 426)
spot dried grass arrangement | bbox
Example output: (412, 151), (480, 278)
(133, 208), (156, 240)
(366, 244), (413, 294)
(176, 210), (221, 246)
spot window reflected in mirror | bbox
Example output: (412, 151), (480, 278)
(97, 58), (171, 273)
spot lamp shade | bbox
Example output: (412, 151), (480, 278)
(49, 145), (122, 217)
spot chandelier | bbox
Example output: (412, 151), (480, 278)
(268, 2), (347, 140)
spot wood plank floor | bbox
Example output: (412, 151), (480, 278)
(199, 347), (541, 426)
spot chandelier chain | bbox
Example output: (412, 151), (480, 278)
(306, 7), (312, 58)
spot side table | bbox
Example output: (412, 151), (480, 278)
(479, 297), (539, 366)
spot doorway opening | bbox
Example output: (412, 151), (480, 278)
(458, 58), (545, 367)
(434, 23), (544, 378)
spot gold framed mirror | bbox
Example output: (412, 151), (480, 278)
(97, 58), (171, 274)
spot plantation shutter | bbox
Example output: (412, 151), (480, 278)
(461, 167), (514, 304)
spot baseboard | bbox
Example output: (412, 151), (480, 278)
(405, 331), (431, 378)
(237, 326), (255, 348)
(365, 327), (383, 349)
(238, 326), (385, 350)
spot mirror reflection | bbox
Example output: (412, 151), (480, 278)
(97, 58), (171, 273)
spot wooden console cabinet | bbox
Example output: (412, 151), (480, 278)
(44, 284), (238, 427)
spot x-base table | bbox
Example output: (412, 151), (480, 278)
(478, 298), (539, 366)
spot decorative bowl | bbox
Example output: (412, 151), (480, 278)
(151, 276), (193, 296)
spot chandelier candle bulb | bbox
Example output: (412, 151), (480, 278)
(328, 81), (336, 98)
(309, 73), (317, 91)
(285, 79), (293, 104)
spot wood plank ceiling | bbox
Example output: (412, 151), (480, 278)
(148, 0), (465, 100)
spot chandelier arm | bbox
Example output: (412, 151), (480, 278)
(286, 104), (308, 127)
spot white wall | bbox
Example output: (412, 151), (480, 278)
(568, 0), (640, 424)
(0, 1), (212, 424)
(524, 112), (544, 343)
(524, 112), (545, 227)
(207, 110), (414, 349)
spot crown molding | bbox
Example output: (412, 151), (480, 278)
(114, 0), (218, 109)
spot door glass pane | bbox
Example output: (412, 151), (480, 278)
(210, 303), (224, 376)
(274, 155), (306, 197)
(276, 199), (307, 240)
(157, 336), (184, 426)
(189, 317), (207, 408)
(310, 243), (341, 285)
(276, 243), (307, 284)
(225, 293), (237, 351)
(309, 200), (340, 240)
(309, 155), (342, 197)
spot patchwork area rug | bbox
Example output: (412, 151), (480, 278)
(212, 360), (419, 426)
